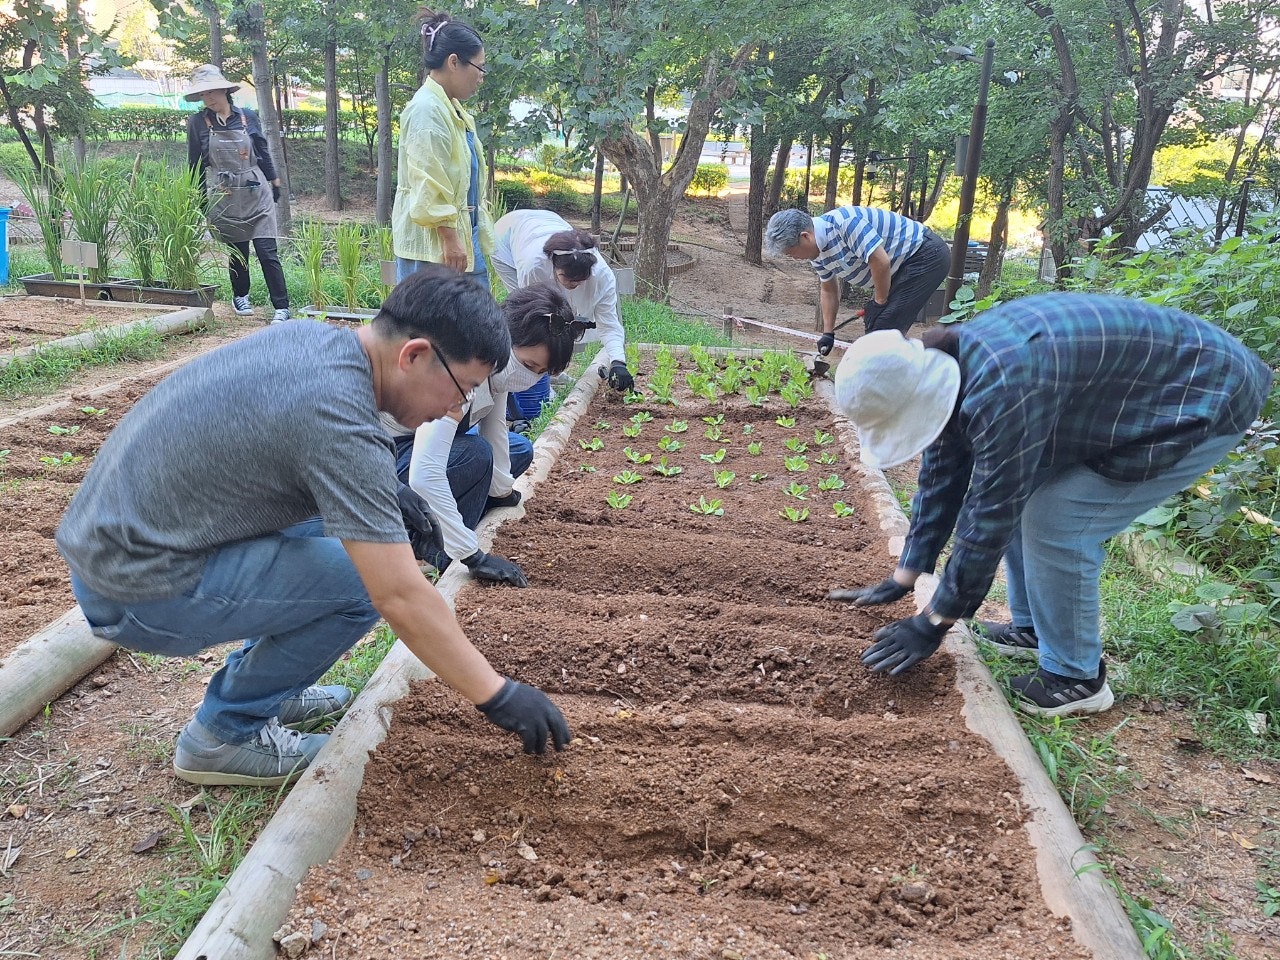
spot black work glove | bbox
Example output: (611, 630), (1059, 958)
(271, 183), (281, 202)
(861, 613), (949, 676)
(397, 483), (443, 562)
(477, 678), (571, 754)
(485, 489), (522, 513)
(462, 549), (529, 587)
(606, 360), (635, 393)
(508, 418), (532, 437)
(816, 332), (835, 356)
(827, 576), (911, 605)
(861, 299), (885, 332)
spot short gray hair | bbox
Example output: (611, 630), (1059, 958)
(764, 208), (813, 257)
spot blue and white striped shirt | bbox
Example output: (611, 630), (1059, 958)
(810, 206), (927, 288)
(901, 293), (1272, 620)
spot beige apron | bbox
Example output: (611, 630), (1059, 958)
(205, 112), (276, 243)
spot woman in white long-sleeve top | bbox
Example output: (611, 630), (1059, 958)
(383, 283), (588, 586)
(492, 210), (634, 421)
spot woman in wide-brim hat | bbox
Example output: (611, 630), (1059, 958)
(183, 64), (292, 324)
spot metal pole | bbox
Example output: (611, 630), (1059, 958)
(1235, 176), (1255, 238)
(944, 38), (995, 309)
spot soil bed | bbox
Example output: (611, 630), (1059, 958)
(0, 296), (168, 352)
(285, 355), (1088, 959)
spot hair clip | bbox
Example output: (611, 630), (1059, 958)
(549, 248), (591, 257)
(422, 21), (445, 48)
(547, 313), (596, 342)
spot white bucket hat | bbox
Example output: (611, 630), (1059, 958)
(833, 330), (961, 469)
(183, 64), (241, 101)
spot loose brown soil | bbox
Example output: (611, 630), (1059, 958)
(282, 363), (1089, 959)
(0, 296), (169, 351)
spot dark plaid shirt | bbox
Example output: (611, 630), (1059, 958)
(902, 293), (1272, 619)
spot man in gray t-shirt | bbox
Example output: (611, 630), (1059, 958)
(57, 266), (571, 787)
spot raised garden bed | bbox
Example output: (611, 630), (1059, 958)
(0, 297), (170, 352)
(263, 348), (1123, 959)
(18, 273), (141, 301)
(104, 280), (220, 308)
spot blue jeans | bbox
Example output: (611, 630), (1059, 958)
(1003, 431), (1245, 680)
(393, 427), (533, 571)
(69, 519), (380, 744)
(396, 256), (489, 294)
(510, 374), (551, 421)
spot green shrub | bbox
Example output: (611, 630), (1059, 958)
(495, 178), (535, 209)
(528, 172), (570, 195)
(97, 107), (189, 141)
(543, 185), (584, 215)
(688, 163), (729, 197)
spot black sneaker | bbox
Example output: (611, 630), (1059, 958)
(1009, 662), (1115, 717)
(972, 620), (1040, 657)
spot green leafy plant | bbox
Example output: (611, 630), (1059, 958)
(699, 448), (727, 464)
(613, 469), (643, 485)
(784, 482), (809, 499)
(816, 451), (839, 465)
(775, 415), (796, 428)
(624, 447), (652, 464)
(813, 429), (834, 447)
(333, 221), (366, 310)
(832, 502), (857, 518)
(714, 470), (736, 489)
(594, 420), (611, 431)
(780, 505), (810, 523)
(579, 464), (596, 472)
(11, 164), (67, 280)
(750, 472), (768, 482)
(295, 218), (329, 309)
(701, 413), (725, 426)
(61, 156), (124, 283)
(622, 423), (642, 438)
(48, 424), (80, 436)
(742, 424), (754, 435)
(747, 441), (763, 456)
(658, 435), (683, 452)
(744, 385), (766, 407)
(121, 157), (161, 284)
(79, 406), (106, 416)
(578, 437), (605, 451)
(784, 437), (808, 453)
(784, 455), (810, 473)
(151, 164), (214, 291)
(704, 425), (724, 441)
(818, 475), (846, 492)
(606, 491), (633, 509)
(40, 452), (83, 467)
(653, 456), (683, 477)
(630, 411), (654, 424)
(689, 496), (724, 516)
(665, 420), (689, 434)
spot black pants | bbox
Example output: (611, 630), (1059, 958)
(228, 238), (289, 309)
(864, 230), (950, 335)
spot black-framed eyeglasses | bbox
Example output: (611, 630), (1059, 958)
(548, 312), (596, 342)
(431, 342), (474, 405)
(464, 59), (487, 75)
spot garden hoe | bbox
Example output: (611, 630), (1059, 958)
(808, 308), (865, 379)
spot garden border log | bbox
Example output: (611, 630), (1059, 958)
(0, 608), (116, 738)
(174, 352), (609, 960)
(821, 378), (1145, 960)
(0, 305), (212, 370)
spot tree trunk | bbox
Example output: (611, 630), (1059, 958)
(744, 124), (772, 265)
(591, 148), (604, 233)
(66, 0), (86, 164)
(245, 0), (290, 235)
(823, 124), (844, 212)
(977, 186), (1012, 297)
(375, 51), (393, 226)
(765, 133), (793, 217)
(323, 16), (342, 211)
(207, 1), (224, 70)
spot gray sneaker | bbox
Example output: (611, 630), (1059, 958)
(271, 308), (291, 324)
(232, 295), (254, 316)
(277, 684), (352, 729)
(173, 718), (328, 787)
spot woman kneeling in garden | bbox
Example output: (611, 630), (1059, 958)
(384, 282), (589, 586)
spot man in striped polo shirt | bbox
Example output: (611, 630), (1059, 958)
(765, 206), (950, 354)
(828, 293), (1271, 717)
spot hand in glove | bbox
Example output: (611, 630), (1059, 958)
(477, 678), (571, 753)
(271, 183), (281, 202)
(396, 483), (443, 561)
(827, 576), (911, 605)
(816, 332), (835, 356)
(485, 489), (522, 514)
(462, 550), (529, 587)
(861, 299), (885, 331)
(606, 360), (635, 393)
(861, 613), (949, 676)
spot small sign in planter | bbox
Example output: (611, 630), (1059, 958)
(104, 280), (220, 308)
(296, 305), (380, 322)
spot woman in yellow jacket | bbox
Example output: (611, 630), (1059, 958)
(392, 9), (495, 290)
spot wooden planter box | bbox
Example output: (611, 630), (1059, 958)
(18, 273), (140, 300)
(105, 280), (220, 308)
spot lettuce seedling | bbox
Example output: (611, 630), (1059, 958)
(784, 455), (810, 473)
(747, 441), (763, 456)
(594, 420), (611, 431)
(48, 424), (80, 436)
(689, 496), (724, 516)
(775, 415), (796, 428)
(665, 420), (689, 434)
(653, 456), (683, 477)
(622, 424), (642, 438)
(606, 491), (633, 509)
(704, 425), (724, 441)
(816, 451), (839, 465)
(613, 470), (643, 485)
(813, 429), (834, 447)
(658, 436), (683, 452)
(623, 447), (652, 464)
(784, 482), (809, 500)
(579, 437), (605, 451)
(832, 502), (856, 518)
(701, 413), (725, 426)
(818, 475), (846, 492)
(630, 411), (654, 424)
(750, 472), (767, 482)
(79, 406), (107, 416)
(784, 437), (808, 453)
(779, 506), (810, 523)
(579, 464), (597, 473)
(714, 470), (736, 489)
(699, 448), (727, 464)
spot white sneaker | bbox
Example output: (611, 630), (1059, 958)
(232, 295), (254, 316)
(272, 308), (291, 324)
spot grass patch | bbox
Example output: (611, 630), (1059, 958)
(621, 296), (732, 348)
(318, 622), (398, 694)
(0, 325), (168, 399)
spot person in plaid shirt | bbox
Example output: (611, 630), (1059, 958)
(829, 292), (1272, 716)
